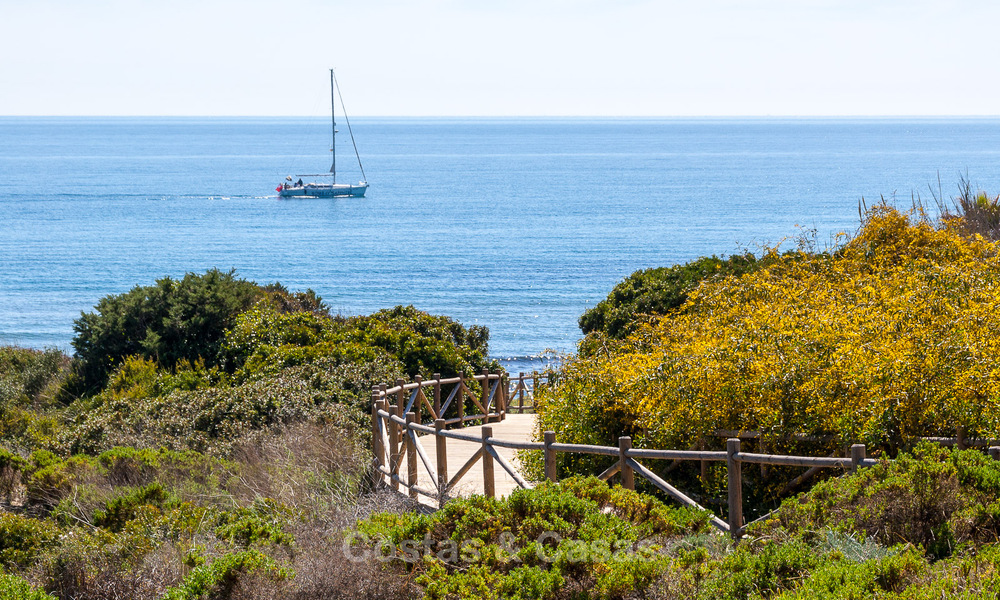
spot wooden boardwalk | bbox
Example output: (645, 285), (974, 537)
(413, 413), (538, 507)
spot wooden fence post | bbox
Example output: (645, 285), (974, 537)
(850, 444), (866, 473)
(499, 372), (507, 421)
(375, 398), (388, 465)
(405, 412), (418, 499)
(395, 379), (405, 420)
(727, 438), (743, 540)
(388, 403), (400, 492)
(518, 372), (525, 413)
(990, 446), (1000, 461)
(482, 426), (495, 498)
(375, 398), (389, 489)
(544, 431), (558, 483)
(370, 388), (382, 481)
(413, 375), (423, 422)
(619, 436), (634, 490)
(378, 383), (387, 420)
(481, 368), (491, 424)
(433, 373), (442, 418)
(435, 418), (448, 507)
(458, 372), (466, 424)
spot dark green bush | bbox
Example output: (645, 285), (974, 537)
(96, 446), (165, 486)
(578, 254), (763, 342)
(0, 347), (69, 451)
(69, 269), (260, 395)
(0, 512), (61, 570)
(775, 546), (927, 599)
(92, 482), (176, 532)
(257, 282), (329, 316)
(698, 540), (821, 600)
(62, 295), (495, 454)
(25, 454), (96, 507)
(224, 303), (495, 381)
(24, 447), (234, 517)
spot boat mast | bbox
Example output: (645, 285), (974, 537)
(329, 68), (336, 183)
(332, 71), (367, 184)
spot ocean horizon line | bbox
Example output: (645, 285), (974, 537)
(3, 114), (1000, 121)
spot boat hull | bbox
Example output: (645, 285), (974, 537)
(279, 182), (368, 198)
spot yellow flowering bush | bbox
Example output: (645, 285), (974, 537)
(538, 207), (1000, 454)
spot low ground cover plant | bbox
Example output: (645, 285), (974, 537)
(354, 449), (1000, 599)
(354, 476), (713, 600)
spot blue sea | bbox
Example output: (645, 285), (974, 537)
(3, 117), (1000, 373)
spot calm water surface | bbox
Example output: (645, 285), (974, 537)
(2, 117), (1000, 371)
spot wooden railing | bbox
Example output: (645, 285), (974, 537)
(370, 374), (1000, 540)
(506, 371), (546, 413)
(370, 371), (544, 502)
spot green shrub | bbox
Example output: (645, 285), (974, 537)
(161, 550), (292, 600)
(25, 454), (96, 507)
(0, 346), (68, 407)
(698, 540), (821, 600)
(96, 355), (225, 405)
(213, 499), (296, 548)
(92, 482), (176, 532)
(96, 446), (165, 485)
(0, 512), (60, 570)
(357, 477), (709, 599)
(418, 560), (565, 600)
(65, 374), (365, 454)
(578, 254), (764, 342)
(224, 303), (495, 381)
(777, 546), (927, 599)
(64, 299), (493, 454)
(0, 347), (69, 450)
(0, 574), (56, 600)
(756, 444), (1000, 559)
(69, 269), (260, 395)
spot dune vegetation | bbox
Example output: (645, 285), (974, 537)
(354, 445), (1000, 599)
(0, 271), (495, 599)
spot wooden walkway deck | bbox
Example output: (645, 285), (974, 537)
(413, 413), (538, 507)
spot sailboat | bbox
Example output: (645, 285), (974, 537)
(277, 70), (368, 198)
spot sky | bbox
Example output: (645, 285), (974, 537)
(1, 0), (997, 117)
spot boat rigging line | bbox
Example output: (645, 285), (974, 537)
(332, 70), (367, 184)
